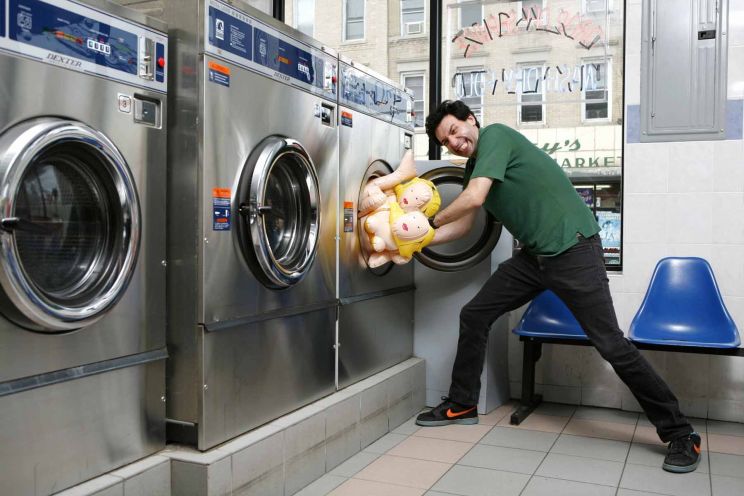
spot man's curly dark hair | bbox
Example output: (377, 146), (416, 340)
(425, 100), (480, 145)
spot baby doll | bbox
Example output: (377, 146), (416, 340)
(358, 151), (441, 267)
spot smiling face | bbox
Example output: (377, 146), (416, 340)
(434, 114), (480, 157)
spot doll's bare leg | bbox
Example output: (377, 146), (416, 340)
(366, 150), (417, 193)
(391, 254), (412, 265)
(368, 252), (393, 268)
(371, 236), (386, 252)
(358, 184), (388, 217)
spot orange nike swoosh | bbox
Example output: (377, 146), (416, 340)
(693, 444), (701, 454)
(446, 406), (476, 418)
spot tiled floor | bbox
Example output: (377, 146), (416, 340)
(293, 402), (744, 496)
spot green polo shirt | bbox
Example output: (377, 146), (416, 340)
(464, 124), (600, 256)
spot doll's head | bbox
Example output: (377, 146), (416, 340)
(389, 204), (435, 258)
(394, 178), (441, 217)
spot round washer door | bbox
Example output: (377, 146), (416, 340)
(236, 136), (321, 289)
(357, 159), (394, 276)
(414, 166), (502, 272)
(0, 118), (140, 332)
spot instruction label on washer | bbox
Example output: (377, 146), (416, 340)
(341, 111), (353, 127)
(208, 61), (231, 87)
(343, 201), (354, 233)
(212, 188), (231, 230)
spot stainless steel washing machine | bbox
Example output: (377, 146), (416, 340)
(337, 57), (417, 389)
(0, 0), (168, 493)
(164, 0), (338, 450)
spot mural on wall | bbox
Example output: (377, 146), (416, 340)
(451, 4), (607, 58)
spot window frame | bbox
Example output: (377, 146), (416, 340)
(581, 58), (612, 123)
(458, 0), (483, 29)
(454, 66), (484, 123)
(343, 0), (366, 42)
(292, 0), (315, 37)
(401, 71), (426, 128)
(517, 64), (546, 126)
(400, 0), (425, 37)
(582, 0), (614, 15)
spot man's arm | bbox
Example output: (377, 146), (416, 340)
(432, 176), (493, 227)
(429, 211), (476, 245)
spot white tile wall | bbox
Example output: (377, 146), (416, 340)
(57, 360), (425, 496)
(668, 142), (716, 193)
(713, 140), (744, 192)
(711, 193), (744, 244)
(623, 144), (669, 193)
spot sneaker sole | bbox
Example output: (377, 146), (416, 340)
(415, 417), (479, 427)
(662, 459), (700, 473)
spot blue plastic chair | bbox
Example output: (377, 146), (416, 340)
(513, 290), (589, 341)
(629, 257), (740, 348)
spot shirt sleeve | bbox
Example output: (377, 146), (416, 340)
(471, 126), (510, 182)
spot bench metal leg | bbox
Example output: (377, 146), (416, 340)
(510, 339), (543, 425)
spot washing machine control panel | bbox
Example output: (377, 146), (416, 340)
(339, 61), (414, 130)
(204, 0), (337, 102)
(0, 0), (167, 92)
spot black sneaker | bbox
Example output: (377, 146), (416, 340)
(663, 432), (702, 473)
(415, 397), (478, 426)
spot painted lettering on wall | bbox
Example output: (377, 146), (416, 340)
(452, 7), (606, 58)
(452, 63), (604, 97)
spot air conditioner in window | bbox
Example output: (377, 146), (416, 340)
(585, 0), (611, 14)
(405, 21), (423, 35)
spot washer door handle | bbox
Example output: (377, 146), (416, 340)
(0, 217), (52, 234)
(0, 217), (19, 232)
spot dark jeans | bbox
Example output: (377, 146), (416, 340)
(448, 234), (692, 442)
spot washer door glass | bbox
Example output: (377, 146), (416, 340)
(414, 166), (502, 272)
(237, 136), (320, 289)
(0, 119), (140, 332)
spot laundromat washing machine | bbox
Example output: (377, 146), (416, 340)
(336, 58), (417, 388)
(164, 0), (338, 450)
(0, 0), (168, 494)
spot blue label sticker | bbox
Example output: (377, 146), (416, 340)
(208, 6), (252, 61)
(209, 67), (230, 87)
(9, 0), (139, 75)
(212, 189), (231, 230)
(155, 42), (165, 82)
(1, 0), (6, 38)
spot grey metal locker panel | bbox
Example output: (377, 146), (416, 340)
(641, 0), (728, 142)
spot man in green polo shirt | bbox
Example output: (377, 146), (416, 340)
(415, 100), (701, 474)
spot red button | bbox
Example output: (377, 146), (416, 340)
(157, 57), (166, 68)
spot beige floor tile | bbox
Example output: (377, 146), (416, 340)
(353, 454), (451, 489)
(479, 404), (514, 426)
(496, 414), (570, 433)
(708, 433), (744, 455)
(387, 435), (473, 464)
(562, 418), (635, 442)
(632, 426), (666, 447)
(633, 426), (709, 450)
(412, 423), (493, 443)
(328, 478), (425, 496)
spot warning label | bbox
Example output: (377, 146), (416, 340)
(213, 187), (231, 230)
(343, 201), (354, 233)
